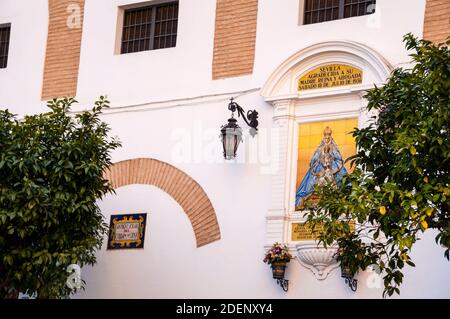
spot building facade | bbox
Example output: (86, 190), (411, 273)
(0, 0), (449, 298)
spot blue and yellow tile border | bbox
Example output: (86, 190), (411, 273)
(107, 213), (147, 250)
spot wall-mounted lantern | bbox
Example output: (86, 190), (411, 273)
(220, 98), (258, 160)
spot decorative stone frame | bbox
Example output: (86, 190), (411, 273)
(261, 41), (392, 280)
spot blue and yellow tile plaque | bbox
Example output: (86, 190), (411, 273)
(107, 213), (147, 250)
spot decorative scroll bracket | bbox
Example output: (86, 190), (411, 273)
(276, 279), (289, 292)
(344, 277), (358, 292)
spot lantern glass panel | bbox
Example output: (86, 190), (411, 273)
(222, 127), (242, 159)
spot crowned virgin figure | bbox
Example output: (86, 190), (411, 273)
(295, 126), (348, 209)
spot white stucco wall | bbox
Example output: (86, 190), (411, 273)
(0, 0), (48, 115)
(75, 92), (450, 299)
(1, 0), (449, 298)
(0, 0), (428, 113)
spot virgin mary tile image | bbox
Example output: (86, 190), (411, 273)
(295, 119), (357, 210)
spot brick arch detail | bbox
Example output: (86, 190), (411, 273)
(103, 158), (221, 248)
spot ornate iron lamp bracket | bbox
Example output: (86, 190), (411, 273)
(228, 98), (259, 135)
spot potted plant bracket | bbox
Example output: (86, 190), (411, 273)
(340, 264), (358, 292)
(264, 242), (292, 292)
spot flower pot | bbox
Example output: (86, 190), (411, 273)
(340, 264), (355, 279)
(341, 265), (351, 278)
(271, 261), (287, 279)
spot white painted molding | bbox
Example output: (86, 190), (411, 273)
(273, 118), (289, 128)
(295, 243), (340, 280)
(70, 87), (261, 115)
(264, 84), (378, 103)
(263, 40), (390, 283)
(266, 213), (288, 220)
(261, 41), (393, 103)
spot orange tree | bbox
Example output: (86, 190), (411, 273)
(304, 34), (449, 297)
(0, 97), (120, 298)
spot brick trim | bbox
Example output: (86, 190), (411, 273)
(42, 0), (85, 100)
(212, 0), (259, 79)
(104, 158), (221, 248)
(423, 0), (450, 44)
